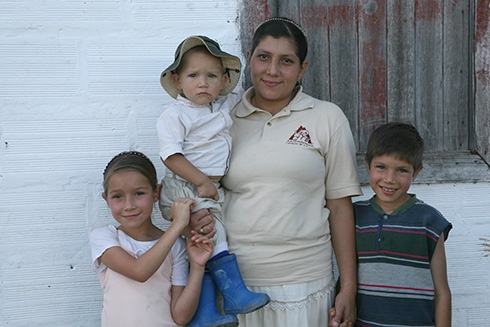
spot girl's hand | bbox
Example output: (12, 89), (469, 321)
(189, 227), (217, 244)
(187, 230), (213, 267)
(170, 198), (195, 229)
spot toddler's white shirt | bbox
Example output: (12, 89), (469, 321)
(156, 90), (243, 177)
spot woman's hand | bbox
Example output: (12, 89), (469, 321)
(182, 208), (216, 238)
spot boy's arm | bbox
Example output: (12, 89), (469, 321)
(163, 154), (218, 200)
(327, 197), (357, 326)
(430, 234), (452, 327)
(99, 198), (194, 282)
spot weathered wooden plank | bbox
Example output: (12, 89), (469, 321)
(276, 0), (297, 19)
(357, 151), (490, 184)
(474, 0), (490, 165)
(386, 1), (415, 123)
(358, 0), (387, 151)
(239, 0), (272, 88)
(443, 0), (470, 151)
(241, 0), (490, 181)
(414, 0), (444, 150)
(327, 0), (360, 148)
(298, 0), (331, 102)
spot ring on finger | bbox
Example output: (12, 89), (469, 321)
(199, 227), (204, 234)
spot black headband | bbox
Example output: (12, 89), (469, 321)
(103, 151), (152, 177)
(256, 17), (307, 39)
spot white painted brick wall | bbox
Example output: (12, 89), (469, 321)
(1, 1), (489, 326)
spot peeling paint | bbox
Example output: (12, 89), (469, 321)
(476, 67), (490, 86)
(475, 0), (490, 88)
(327, 4), (356, 26)
(359, 0), (387, 126)
(242, 0), (270, 36)
(475, 0), (490, 45)
(415, 0), (443, 21)
(300, 5), (328, 28)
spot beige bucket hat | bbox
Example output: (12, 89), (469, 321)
(160, 35), (242, 99)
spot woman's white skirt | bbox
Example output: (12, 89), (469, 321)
(237, 276), (335, 327)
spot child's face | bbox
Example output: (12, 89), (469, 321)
(366, 154), (422, 214)
(172, 50), (228, 105)
(102, 170), (159, 233)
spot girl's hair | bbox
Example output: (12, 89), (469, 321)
(251, 17), (308, 64)
(366, 122), (425, 172)
(103, 151), (158, 195)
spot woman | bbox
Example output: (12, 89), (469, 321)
(220, 17), (362, 326)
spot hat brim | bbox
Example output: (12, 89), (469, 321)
(160, 36), (241, 99)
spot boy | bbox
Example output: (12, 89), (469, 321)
(330, 122), (452, 327)
(156, 35), (269, 326)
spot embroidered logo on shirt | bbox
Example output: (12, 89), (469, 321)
(286, 126), (313, 147)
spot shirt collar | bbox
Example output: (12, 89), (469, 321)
(176, 94), (213, 109)
(235, 85), (314, 118)
(369, 194), (418, 215)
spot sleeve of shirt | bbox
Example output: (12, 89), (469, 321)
(156, 105), (187, 162)
(429, 203), (453, 242)
(226, 86), (245, 111)
(170, 236), (189, 286)
(89, 225), (120, 274)
(324, 106), (363, 200)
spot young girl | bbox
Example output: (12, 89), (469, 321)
(89, 151), (215, 327)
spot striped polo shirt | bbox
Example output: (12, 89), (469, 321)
(354, 195), (452, 327)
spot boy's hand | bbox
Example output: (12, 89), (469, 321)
(329, 307), (353, 327)
(187, 230), (213, 267)
(196, 179), (219, 200)
(170, 198), (195, 228)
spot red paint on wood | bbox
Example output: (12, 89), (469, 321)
(242, 0), (270, 36)
(475, 0), (490, 162)
(327, 4), (355, 26)
(359, 0), (387, 125)
(476, 0), (490, 45)
(476, 68), (490, 88)
(415, 0), (443, 21)
(300, 5), (328, 28)
(475, 0), (490, 88)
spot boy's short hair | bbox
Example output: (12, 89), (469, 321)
(365, 122), (424, 172)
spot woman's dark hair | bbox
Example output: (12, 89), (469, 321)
(103, 151), (158, 195)
(251, 17), (308, 64)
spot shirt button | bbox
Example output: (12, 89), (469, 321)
(267, 122), (272, 126)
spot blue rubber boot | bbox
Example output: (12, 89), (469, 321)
(207, 253), (270, 314)
(188, 272), (238, 327)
